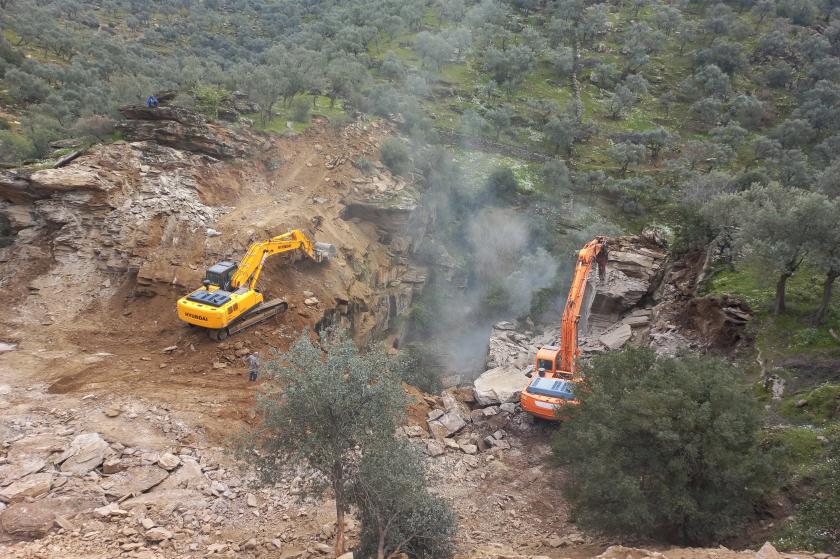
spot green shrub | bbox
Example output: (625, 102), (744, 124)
(379, 137), (411, 176)
(72, 115), (116, 141)
(553, 348), (770, 545)
(0, 130), (35, 165)
(485, 166), (519, 201)
(761, 427), (824, 484)
(192, 83), (230, 119)
(290, 97), (311, 123)
(354, 157), (375, 175)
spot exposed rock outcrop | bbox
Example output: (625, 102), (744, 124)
(117, 105), (248, 159)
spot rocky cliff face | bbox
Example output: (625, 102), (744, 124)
(470, 231), (753, 406)
(117, 105), (249, 159)
(0, 108), (429, 363)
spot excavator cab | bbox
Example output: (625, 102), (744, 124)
(534, 346), (567, 377)
(204, 261), (237, 291)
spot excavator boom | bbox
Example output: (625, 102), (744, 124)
(231, 230), (335, 290)
(520, 236), (608, 420)
(559, 237), (608, 374)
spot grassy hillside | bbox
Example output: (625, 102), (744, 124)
(3, 0), (840, 551)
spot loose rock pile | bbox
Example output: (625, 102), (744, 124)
(0, 386), (358, 559)
(402, 385), (534, 461)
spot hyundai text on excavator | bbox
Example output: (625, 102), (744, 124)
(176, 229), (336, 340)
(520, 237), (608, 420)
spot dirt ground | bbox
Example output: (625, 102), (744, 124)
(0, 121), (591, 558)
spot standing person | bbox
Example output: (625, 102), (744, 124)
(247, 352), (260, 382)
(146, 94), (159, 108)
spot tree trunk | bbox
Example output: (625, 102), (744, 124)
(334, 496), (345, 556)
(333, 462), (346, 556)
(773, 271), (791, 315)
(813, 269), (839, 325)
(377, 525), (386, 559)
(570, 39), (584, 124)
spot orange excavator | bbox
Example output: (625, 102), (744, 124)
(520, 237), (608, 420)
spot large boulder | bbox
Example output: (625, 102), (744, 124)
(427, 411), (467, 439)
(101, 465), (169, 499)
(0, 497), (98, 540)
(474, 366), (527, 406)
(117, 120), (247, 159)
(117, 104), (248, 159)
(28, 167), (115, 194)
(119, 105), (207, 127)
(599, 323), (632, 350)
(58, 433), (109, 475)
(0, 473), (52, 503)
(0, 501), (57, 540)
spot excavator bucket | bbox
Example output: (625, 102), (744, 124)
(314, 242), (337, 262)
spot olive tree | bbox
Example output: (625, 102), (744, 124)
(554, 348), (769, 545)
(543, 158), (572, 191)
(703, 184), (830, 315)
(608, 142), (646, 177)
(352, 437), (456, 559)
(237, 331), (406, 556)
(808, 198), (840, 324)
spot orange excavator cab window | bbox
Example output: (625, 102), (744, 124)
(537, 358), (554, 372)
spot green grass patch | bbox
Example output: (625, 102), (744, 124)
(780, 384), (840, 425)
(245, 95), (346, 135)
(761, 427), (825, 482)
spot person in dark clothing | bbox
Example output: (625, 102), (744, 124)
(146, 95), (159, 108)
(247, 352), (260, 382)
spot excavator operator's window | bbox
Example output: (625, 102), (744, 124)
(537, 359), (554, 372)
(205, 261), (237, 291)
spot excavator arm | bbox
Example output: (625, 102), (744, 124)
(521, 236), (608, 420)
(558, 237), (608, 374)
(177, 229), (335, 339)
(231, 230), (335, 290)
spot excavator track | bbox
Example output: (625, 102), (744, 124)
(207, 298), (288, 340)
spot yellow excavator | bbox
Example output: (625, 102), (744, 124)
(177, 229), (336, 340)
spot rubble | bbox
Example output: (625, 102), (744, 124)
(58, 433), (109, 475)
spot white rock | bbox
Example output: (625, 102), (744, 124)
(599, 323), (632, 350)
(424, 440), (445, 457)
(144, 527), (173, 542)
(59, 433), (109, 475)
(473, 366), (526, 406)
(157, 453), (180, 471)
